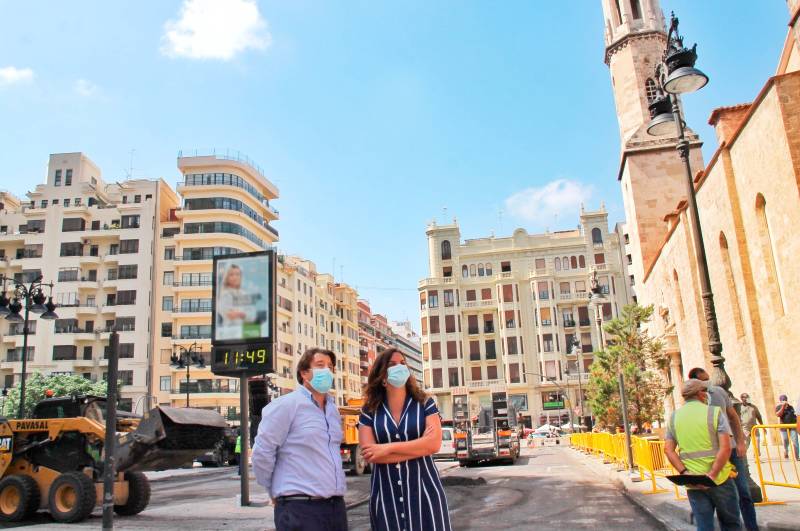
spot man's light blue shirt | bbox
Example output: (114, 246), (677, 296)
(252, 385), (346, 498)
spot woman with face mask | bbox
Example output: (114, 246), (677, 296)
(358, 348), (452, 531)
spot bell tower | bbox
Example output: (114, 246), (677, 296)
(602, 0), (705, 280)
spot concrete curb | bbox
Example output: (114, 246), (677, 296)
(146, 467), (234, 483)
(345, 461), (461, 510)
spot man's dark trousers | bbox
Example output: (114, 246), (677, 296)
(730, 449), (758, 530)
(275, 497), (348, 531)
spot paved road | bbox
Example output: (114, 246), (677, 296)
(350, 445), (663, 530)
(13, 447), (660, 529)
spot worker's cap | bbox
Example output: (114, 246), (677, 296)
(779, 394), (788, 401)
(681, 378), (709, 399)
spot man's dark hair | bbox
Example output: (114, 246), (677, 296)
(296, 348), (336, 384)
(687, 367), (707, 380)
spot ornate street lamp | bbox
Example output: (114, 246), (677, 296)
(0, 274), (58, 418)
(171, 342), (206, 407)
(568, 337), (586, 429)
(646, 13), (729, 393)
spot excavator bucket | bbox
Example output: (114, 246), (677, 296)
(115, 406), (227, 472)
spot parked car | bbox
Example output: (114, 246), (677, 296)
(434, 427), (456, 460)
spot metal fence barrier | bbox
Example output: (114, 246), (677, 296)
(751, 424), (799, 505)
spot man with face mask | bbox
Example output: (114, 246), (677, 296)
(739, 393), (763, 454)
(252, 348), (347, 531)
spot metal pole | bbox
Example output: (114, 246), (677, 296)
(185, 353), (190, 408)
(575, 348), (585, 427)
(102, 330), (120, 531)
(17, 297), (31, 419)
(670, 94), (728, 392)
(239, 374), (250, 506)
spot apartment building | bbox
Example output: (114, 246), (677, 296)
(151, 152), (280, 420)
(419, 208), (630, 427)
(357, 300), (393, 385)
(0, 153), (168, 411)
(389, 320), (424, 382)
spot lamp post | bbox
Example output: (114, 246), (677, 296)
(524, 371), (573, 431)
(647, 14), (728, 392)
(171, 342), (205, 407)
(590, 269), (635, 471)
(0, 274), (58, 418)
(568, 337), (585, 429)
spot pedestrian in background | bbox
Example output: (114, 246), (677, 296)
(235, 432), (242, 476)
(252, 348), (347, 531)
(739, 394), (763, 454)
(775, 394), (799, 460)
(358, 348), (452, 531)
(664, 379), (742, 531)
(688, 368), (757, 531)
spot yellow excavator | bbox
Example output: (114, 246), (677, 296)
(0, 394), (227, 523)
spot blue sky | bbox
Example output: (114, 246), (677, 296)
(0, 1), (789, 329)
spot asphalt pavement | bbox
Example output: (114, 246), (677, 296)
(349, 445), (663, 530)
(13, 447), (662, 530)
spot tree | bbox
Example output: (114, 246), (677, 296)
(587, 304), (670, 431)
(2, 372), (109, 418)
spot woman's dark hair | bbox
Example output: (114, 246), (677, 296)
(363, 348), (426, 413)
(296, 348), (336, 384)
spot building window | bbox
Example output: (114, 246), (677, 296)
(755, 194), (786, 316)
(134, 195), (141, 203)
(121, 215), (140, 229)
(441, 240), (451, 260)
(485, 263), (492, 275)
(118, 265), (137, 279)
(631, 0), (642, 20)
(53, 345), (77, 361)
(54, 169), (62, 186)
(448, 368), (459, 387)
(591, 228), (603, 244)
(554, 257), (561, 271)
(501, 261), (511, 273)
(719, 233), (745, 337)
(65, 169), (73, 186)
(118, 371), (133, 386)
(485, 339), (496, 359)
(116, 290), (136, 305)
(645, 78), (658, 103)
(161, 322), (173, 337)
(462, 265), (468, 278)
(570, 256), (578, 269)
(163, 271), (174, 286)
(63, 198), (70, 207)
(428, 290), (438, 308)
(477, 264), (484, 276)
(487, 365), (498, 380)
(469, 264), (476, 276)
(432, 369), (443, 388)
(160, 376), (171, 391)
(119, 239), (139, 254)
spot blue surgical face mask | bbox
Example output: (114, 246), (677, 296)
(387, 364), (410, 388)
(309, 368), (334, 394)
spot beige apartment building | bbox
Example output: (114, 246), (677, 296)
(151, 152), (280, 419)
(602, 0), (800, 417)
(419, 208), (630, 427)
(0, 153), (169, 411)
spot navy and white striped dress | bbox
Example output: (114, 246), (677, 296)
(359, 397), (452, 531)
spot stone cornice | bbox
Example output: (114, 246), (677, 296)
(604, 30), (667, 65)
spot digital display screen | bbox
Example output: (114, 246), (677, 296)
(211, 250), (276, 376)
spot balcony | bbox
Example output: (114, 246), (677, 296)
(579, 319), (591, 327)
(467, 379), (504, 389)
(594, 263), (608, 271)
(467, 327), (479, 336)
(462, 299), (496, 308)
(76, 304), (98, 315)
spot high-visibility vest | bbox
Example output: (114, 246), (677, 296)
(671, 400), (732, 485)
(235, 435), (242, 454)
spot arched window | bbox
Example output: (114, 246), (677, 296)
(591, 228), (603, 244)
(554, 258), (561, 271)
(462, 265), (469, 278)
(645, 78), (658, 103)
(477, 264), (485, 277)
(441, 240), (451, 260)
(755, 194), (786, 315)
(578, 255), (586, 268)
(673, 270), (686, 320)
(570, 256), (578, 269)
(469, 264), (477, 277)
(719, 232), (745, 337)
(485, 263), (492, 276)
(562, 256), (570, 270)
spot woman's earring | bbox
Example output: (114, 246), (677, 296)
(382, 380), (387, 387)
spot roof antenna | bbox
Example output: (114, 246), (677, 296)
(125, 149), (135, 180)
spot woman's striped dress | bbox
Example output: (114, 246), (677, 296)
(359, 397), (452, 531)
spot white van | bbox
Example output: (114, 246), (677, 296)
(434, 427), (455, 460)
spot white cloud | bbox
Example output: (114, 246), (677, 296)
(74, 79), (98, 97)
(0, 66), (34, 86)
(504, 179), (594, 228)
(161, 0), (270, 60)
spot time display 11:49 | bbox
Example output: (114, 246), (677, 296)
(221, 349), (268, 366)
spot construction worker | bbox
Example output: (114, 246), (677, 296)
(235, 432), (242, 476)
(664, 379), (742, 531)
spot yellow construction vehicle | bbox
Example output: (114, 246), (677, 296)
(339, 398), (370, 475)
(0, 394), (227, 523)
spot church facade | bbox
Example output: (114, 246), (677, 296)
(602, 0), (800, 417)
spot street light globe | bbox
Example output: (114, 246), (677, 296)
(664, 66), (709, 94)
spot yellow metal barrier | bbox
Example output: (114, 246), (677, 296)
(751, 424), (799, 505)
